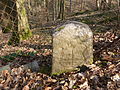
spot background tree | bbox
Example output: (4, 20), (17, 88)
(1, 0), (32, 46)
(70, 0), (72, 13)
(9, 0), (32, 45)
(44, 0), (49, 22)
(58, 0), (65, 20)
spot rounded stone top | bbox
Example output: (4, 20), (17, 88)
(53, 21), (93, 38)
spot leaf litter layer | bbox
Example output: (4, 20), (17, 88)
(0, 11), (120, 89)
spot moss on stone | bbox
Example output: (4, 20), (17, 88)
(39, 66), (52, 75)
(56, 26), (65, 32)
(52, 69), (75, 75)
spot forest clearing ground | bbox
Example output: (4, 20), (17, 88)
(0, 11), (120, 89)
(0, 10), (120, 67)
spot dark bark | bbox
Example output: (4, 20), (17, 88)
(6, 0), (32, 46)
(58, 0), (65, 20)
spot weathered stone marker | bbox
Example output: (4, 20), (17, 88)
(52, 21), (93, 74)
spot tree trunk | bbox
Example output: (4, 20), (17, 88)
(45, 0), (49, 22)
(80, 0), (84, 10)
(58, 0), (65, 20)
(96, 0), (100, 10)
(8, 0), (32, 45)
(117, 0), (120, 6)
(107, 0), (112, 8)
(70, 0), (72, 13)
(56, 0), (60, 19)
(52, 0), (55, 21)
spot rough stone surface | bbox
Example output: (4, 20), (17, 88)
(0, 65), (11, 73)
(52, 21), (93, 74)
(23, 61), (40, 72)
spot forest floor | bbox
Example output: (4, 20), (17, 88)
(0, 10), (120, 90)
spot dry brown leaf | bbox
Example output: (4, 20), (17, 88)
(22, 85), (29, 90)
(108, 64), (115, 69)
(2, 70), (10, 77)
(27, 80), (35, 86)
(47, 78), (57, 83)
(45, 87), (52, 90)
(3, 75), (12, 87)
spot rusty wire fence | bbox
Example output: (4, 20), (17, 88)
(0, 0), (119, 69)
(0, 0), (53, 69)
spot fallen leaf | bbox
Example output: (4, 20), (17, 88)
(22, 85), (29, 90)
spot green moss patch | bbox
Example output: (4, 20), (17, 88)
(55, 26), (65, 32)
